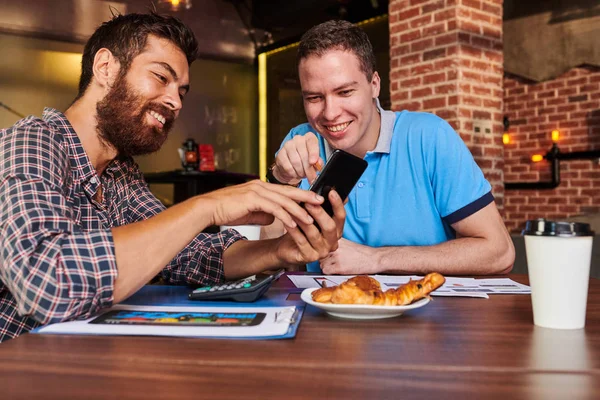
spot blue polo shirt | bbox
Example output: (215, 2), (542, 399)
(279, 102), (493, 272)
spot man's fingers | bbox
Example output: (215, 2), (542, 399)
(328, 189), (346, 237)
(306, 133), (321, 166)
(264, 180), (324, 205)
(276, 148), (300, 183)
(305, 203), (339, 251)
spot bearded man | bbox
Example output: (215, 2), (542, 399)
(0, 12), (345, 342)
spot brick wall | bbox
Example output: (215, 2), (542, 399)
(503, 66), (600, 232)
(389, 0), (506, 206)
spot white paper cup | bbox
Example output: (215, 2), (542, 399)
(523, 219), (594, 329)
(219, 225), (261, 240)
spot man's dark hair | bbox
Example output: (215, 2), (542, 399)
(297, 20), (376, 81)
(75, 11), (198, 100)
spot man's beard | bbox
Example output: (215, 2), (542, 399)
(96, 74), (175, 157)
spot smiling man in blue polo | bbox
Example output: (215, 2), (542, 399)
(266, 20), (515, 275)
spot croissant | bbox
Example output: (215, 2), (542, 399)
(311, 273), (445, 306)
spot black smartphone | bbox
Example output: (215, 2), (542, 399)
(307, 149), (368, 216)
(89, 310), (266, 327)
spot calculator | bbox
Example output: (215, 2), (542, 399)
(188, 269), (285, 302)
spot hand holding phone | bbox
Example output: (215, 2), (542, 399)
(307, 149), (368, 216)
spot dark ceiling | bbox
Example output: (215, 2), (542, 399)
(246, 0), (389, 51)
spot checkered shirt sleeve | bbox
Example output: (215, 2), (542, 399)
(122, 164), (243, 286)
(0, 121), (117, 327)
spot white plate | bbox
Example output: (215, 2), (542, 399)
(300, 287), (431, 320)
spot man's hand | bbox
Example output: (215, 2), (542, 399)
(199, 180), (325, 230)
(272, 132), (323, 185)
(274, 189), (346, 266)
(319, 238), (377, 275)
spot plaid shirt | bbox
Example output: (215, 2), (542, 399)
(0, 108), (241, 342)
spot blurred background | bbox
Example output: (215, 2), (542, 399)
(0, 0), (598, 235)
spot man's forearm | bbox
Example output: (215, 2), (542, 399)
(112, 196), (213, 303)
(222, 238), (283, 279)
(374, 237), (514, 275)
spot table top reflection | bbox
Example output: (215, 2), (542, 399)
(0, 274), (599, 399)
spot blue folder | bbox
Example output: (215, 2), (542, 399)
(33, 283), (305, 340)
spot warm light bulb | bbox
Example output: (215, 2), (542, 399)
(502, 133), (510, 145)
(552, 130), (560, 143)
(171, 0), (181, 6)
(531, 154), (544, 162)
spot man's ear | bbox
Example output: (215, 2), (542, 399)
(370, 71), (381, 99)
(92, 48), (121, 90)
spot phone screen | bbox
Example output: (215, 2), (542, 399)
(308, 149), (368, 216)
(90, 310), (266, 327)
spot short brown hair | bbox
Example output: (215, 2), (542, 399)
(297, 20), (376, 80)
(75, 11), (198, 100)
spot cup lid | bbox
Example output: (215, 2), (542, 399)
(522, 218), (594, 237)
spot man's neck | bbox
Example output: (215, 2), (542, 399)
(64, 97), (117, 176)
(352, 103), (381, 159)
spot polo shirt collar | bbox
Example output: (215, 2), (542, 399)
(324, 98), (396, 160)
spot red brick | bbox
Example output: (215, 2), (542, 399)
(537, 90), (556, 99)
(435, 32), (457, 46)
(436, 109), (458, 120)
(390, 22), (410, 35)
(458, 20), (482, 35)
(399, 6), (421, 20)
(422, 0), (446, 14)
(462, 0), (481, 9)
(558, 88), (577, 96)
(462, 70), (483, 82)
(538, 107), (556, 115)
(474, 110), (493, 120)
(463, 96), (483, 106)
(422, 22), (446, 37)
(545, 80), (565, 90)
(567, 77), (588, 86)
(470, 10), (493, 24)
(423, 72), (446, 84)
(400, 54), (422, 64)
(391, 67), (411, 79)
(391, 45), (411, 56)
(434, 58), (456, 69)
(579, 101), (600, 110)
(435, 83), (456, 94)
(401, 29), (422, 42)
(423, 97), (447, 109)
(434, 9), (456, 22)
(395, 101), (422, 111)
(411, 38), (434, 52)
(483, 50), (503, 63)
(411, 14), (433, 29)
(389, 1), (411, 13)
(423, 48), (446, 61)
(482, 2), (501, 14)
(400, 77), (422, 87)
(391, 91), (410, 102)
(473, 86), (492, 96)
(548, 114), (568, 122)
(482, 26), (502, 40)
(546, 97), (567, 106)
(411, 87), (433, 98)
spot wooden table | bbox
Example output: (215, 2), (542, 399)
(1, 274), (599, 399)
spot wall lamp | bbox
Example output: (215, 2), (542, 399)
(504, 124), (600, 190)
